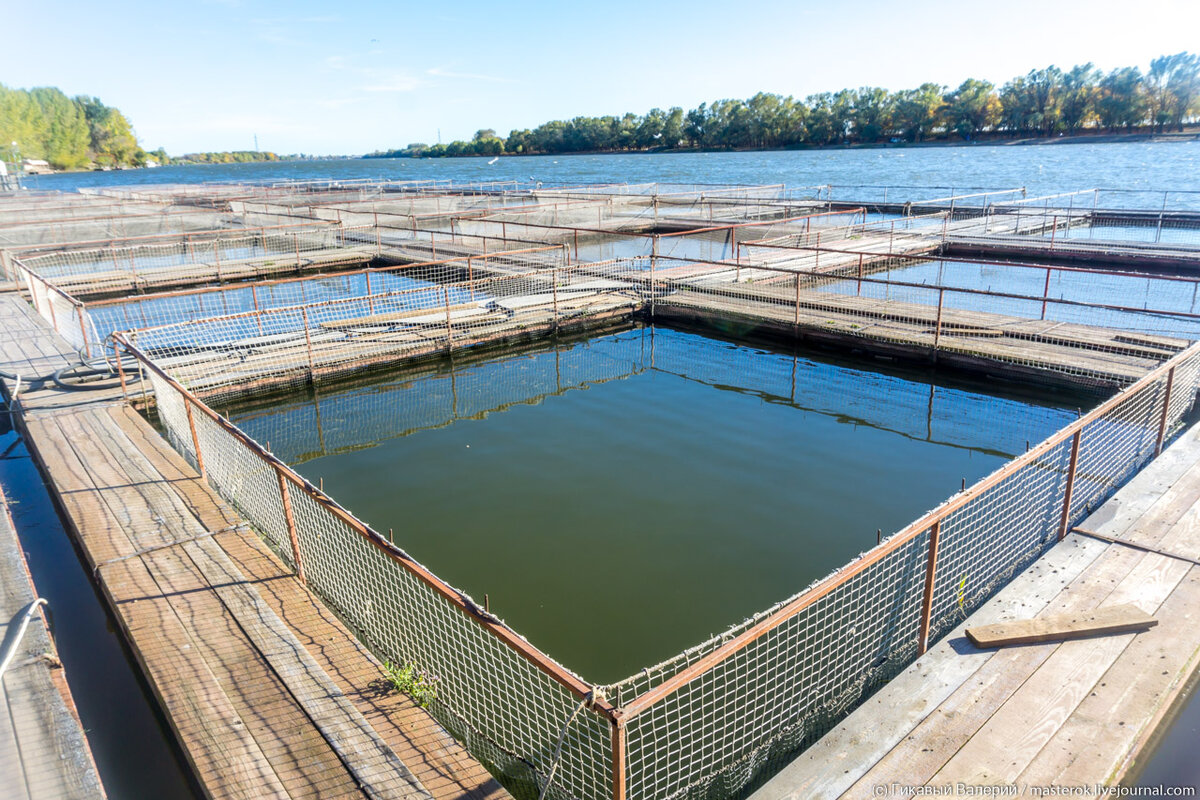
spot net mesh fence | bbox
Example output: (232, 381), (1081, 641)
(14, 225), (371, 297)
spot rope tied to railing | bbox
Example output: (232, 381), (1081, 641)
(537, 686), (608, 800)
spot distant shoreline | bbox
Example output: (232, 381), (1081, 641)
(30, 129), (1200, 176)
(364, 129), (1200, 161)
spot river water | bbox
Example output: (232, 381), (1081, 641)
(27, 140), (1200, 206)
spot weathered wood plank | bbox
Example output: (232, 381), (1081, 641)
(25, 411), (294, 800)
(0, 481), (104, 800)
(185, 537), (432, 800)
(965, 604), (1157, 648)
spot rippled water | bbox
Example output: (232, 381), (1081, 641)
(30, 141), (1200, 206)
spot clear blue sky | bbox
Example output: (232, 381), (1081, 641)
(3, 0), (1198, 155)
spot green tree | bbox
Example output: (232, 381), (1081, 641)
(894, 83), (946, 142)
(29, 88), (89, 168)
(76, 95), (141, 165)
(1096, 67), (1147, 130)
(1161, 52), (1200, 130)
(946, 79), (1002, 139)
(1059, 64), (1101, 132)
(851, 87), (894, 143)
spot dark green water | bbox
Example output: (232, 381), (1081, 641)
(223, 325), (1083, 682)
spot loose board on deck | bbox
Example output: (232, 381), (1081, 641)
(966, 603), (1157, 648)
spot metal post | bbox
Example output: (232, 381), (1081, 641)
(46, 287), (59, 331)
(934, 288), (945, 350)
(184, 396), (206, 480)
(442, 286), (454, 346)
(294, 233), (300, 270)
(1058, 430), (1082, 541)
(300, 307), (315, 381)
(114, 341), (128, 401)
(1155, 367), (1177, 456)
(1041, 268), (1052, 320)
(889, 221), (895, 255)
(275, 467), (306, 583)
(1156, 192), (1167, 244)
(857, 253), (864, 296)
(793, 274), (801, 329)
(552, 268), (559, 331)
(649, 253), (656, 319)
(917, 520), (942, 654)
(1050, 215), (1057, 250)
(77, 306), (91, 358)
(612, 722), (627, 800)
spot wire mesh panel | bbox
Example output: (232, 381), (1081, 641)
(927, 438), (1074, 641)
(1068, 377), (1167, 520)
(619, 529), (930, 800)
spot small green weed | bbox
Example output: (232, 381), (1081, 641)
(383, 661), (439, 708)
(956, 575), (968, 619)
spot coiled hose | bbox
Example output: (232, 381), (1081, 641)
(2, 344), (140, 400)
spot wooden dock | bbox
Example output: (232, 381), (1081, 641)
(0, 289), (508, 800)
(655, 283), (1186, 389)
(0, 483), (106, 800)
(750, 418), (1200, 799)
(38, 246), (376, 301)
(946, 234), (1200, 271)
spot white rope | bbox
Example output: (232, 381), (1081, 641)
(537, 687), (606, 800)
(0, 599), (48, 679)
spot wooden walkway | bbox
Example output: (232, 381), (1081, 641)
(751, 419), (1200, 799)
(0, 483), (106, 800)
(656, 283), (1186, 388)
(39, 246), (376, 300)
(0, 290), (507, 800)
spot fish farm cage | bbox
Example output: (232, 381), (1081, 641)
(5, 181), (1200, 800)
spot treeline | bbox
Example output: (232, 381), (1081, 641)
(0, 84), (149, 169)
(174, 151), (280, 164)
(367, 52), (1200, 159)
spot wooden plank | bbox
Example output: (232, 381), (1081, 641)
(928, 485), (1200, 787)
(62, 408), (371, 799)
(106, 403), (241, 532)
(965, 604), (1157, 648)
(67, 404), (446, 799)
(23, 411), (294, 800)
(213, 530), (506, 800)
(1018, 565), (1200, 787)
(184, 537), (432, 800)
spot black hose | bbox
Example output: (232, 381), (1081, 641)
(52, 362), (124, 392)
(0, 368), (48, 391)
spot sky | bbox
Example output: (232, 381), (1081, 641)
(3, 0), (1198, 155)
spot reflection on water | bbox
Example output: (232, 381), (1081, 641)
(223, 325), (1083, 680)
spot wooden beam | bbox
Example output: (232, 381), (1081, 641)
(965, 604), (1157, 648)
